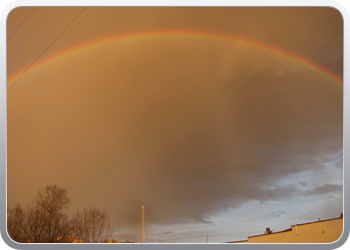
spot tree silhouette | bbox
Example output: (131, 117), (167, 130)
(7, 185), (71, 243)
(70, 206), (113, 243)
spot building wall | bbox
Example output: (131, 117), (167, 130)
(237, 218), (343, 243)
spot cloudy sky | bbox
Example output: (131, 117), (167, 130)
(7, 7), (343, 243)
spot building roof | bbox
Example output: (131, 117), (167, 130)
(226, 214), (343, 243)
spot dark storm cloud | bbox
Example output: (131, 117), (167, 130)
(7, 46), (343, 229)
(7, 7), (343, 235)
(303, 184), (343, 196)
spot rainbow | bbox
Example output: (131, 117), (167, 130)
(7, 30), (343, 90)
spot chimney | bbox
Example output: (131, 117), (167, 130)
(265, 227), (272, 234)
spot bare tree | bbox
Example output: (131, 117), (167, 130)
(7, 204), (30, 242)
(7, 185), (71, 243)
(70, 207), (113, 243)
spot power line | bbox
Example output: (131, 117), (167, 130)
(8, 7), (87, 92)
(7, 7), (36, 41)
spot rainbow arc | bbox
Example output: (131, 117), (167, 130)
(7, 30), (343, 90)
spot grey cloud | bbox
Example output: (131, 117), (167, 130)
(298, 181), (309, 187)
(266, 210), (288, 218)
(152, 231), (173, 236)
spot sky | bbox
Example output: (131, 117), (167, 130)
(6, 7), (343, 243)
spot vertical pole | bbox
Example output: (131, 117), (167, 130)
(141, 206), (145, 243)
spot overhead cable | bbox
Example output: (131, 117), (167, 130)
(7, 7), (36, 41)
(8, 7), (87, 91)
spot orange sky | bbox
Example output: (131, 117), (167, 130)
(7, 7), (343, 243)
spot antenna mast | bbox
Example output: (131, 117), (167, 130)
(141, 205), (145, 243)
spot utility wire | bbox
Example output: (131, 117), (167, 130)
(8, 7), (87, 92)
(7, 7), (36, 41)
